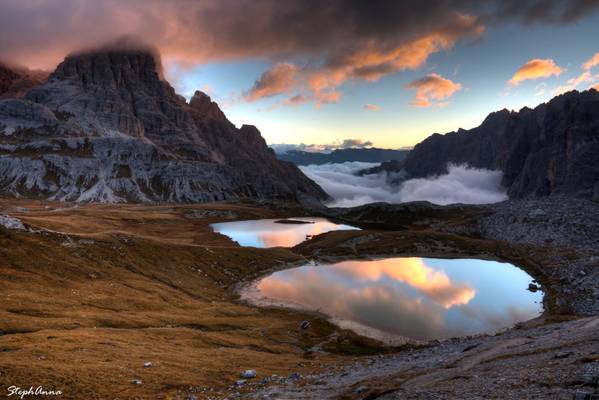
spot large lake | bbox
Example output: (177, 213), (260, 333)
(243, 257), (543, 342)
(210, 217), (359, 248)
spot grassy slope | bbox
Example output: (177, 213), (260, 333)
(0, 200), (360, 399)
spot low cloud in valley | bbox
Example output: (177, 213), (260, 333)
(301, 162), (508, 207)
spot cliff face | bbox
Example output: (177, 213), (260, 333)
(0, 48), (328, 203)
(0, 62), (47, 98)
(400, 90), (599, 199)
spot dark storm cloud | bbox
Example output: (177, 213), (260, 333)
(1, 0), (597, 68)
(0, 0), (597, 104)
(489, 0), (599, 24)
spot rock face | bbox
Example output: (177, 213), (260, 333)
(376, 90), (599, 199)
(0, 46), (328, 203)
(0, 62), (47, 98)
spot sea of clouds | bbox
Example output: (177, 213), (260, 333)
(300, 162), (508, 207)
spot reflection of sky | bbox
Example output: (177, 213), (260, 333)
(256, 258), (543, 340)
(210, 217), (359, 247)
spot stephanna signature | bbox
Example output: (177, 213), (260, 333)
(7, 386), (62, 399)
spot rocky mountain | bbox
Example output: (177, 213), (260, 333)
(366, 90), (599, 199)
(0, 44), (328, 203)
(276, 147), (409, 166)
(0, 62), (47, 98)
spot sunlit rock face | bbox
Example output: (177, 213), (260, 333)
(210, 217), (359, 247)
(0, 45), (328, 203)
(250, 258), (543, 341)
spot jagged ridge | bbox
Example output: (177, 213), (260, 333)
(372, 90), (599, 200)
(0, 46), (328, 203)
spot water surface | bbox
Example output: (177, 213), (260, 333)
(210, 217), (359, 248)
(245, 257), (543, 342)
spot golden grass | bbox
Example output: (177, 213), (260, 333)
(0, 199), (352, 399)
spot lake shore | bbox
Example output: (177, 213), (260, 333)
(0, 197), (597, 399)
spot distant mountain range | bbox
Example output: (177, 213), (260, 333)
(0, 42), (327, 203)
(364, 89), (599, 199)
(276, 147), (410, 165)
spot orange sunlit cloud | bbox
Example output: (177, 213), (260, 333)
(554, 71), (599, 95)
(363, 104), (381, 111)
(508, 58), (564, 86)
(582, 52), (599, 70)
(243, 13), (483, 107)
(405, 73), (462, 108)
(553, 51), (599, 95)
(245, 63), (298, 101)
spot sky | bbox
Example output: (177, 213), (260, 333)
(1, 0), (599, 149)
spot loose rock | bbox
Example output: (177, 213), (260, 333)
(241, 370), (257, 379)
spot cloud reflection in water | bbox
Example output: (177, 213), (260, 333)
(255, 257), (543, 341)
(210, 217), (359, 247)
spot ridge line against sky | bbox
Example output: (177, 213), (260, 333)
(1, 0), (599, 148)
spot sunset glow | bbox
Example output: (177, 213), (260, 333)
(2, 1), (598, 149)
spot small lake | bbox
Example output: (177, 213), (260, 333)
(243, 257), (543, 342)
(210, 217), (359, 248)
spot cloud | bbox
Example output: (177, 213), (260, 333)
(553, 71), (599, 95)
(363, 104), (381, 111)
(1, 0), (597, 104)
(553, 51), (599, 95)
(284, 94), (309, 106)
(595, 83), (599, 91)
(338, 139), (373, 148)
(300, 162), (507, 206)
(490, 0), (599, 24)
(508, 58), (564, 86)
(270, 139), (373, 154)
(255, 13), (483, 107)
(1, 1), (596, 69)
(245, 63), (298, 101)
(582, 52), (599, 70)
(397, 164), (509, 204)
(405, 73), (462, 107)
(534, 82), (547, 96)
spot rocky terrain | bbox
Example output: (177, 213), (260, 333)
(1, 196), (597, 399)
(0, 42), (326, 203)
(0, 62), (47, 98)
(246, 198), (599, 399)
(363, 89), (599, 200)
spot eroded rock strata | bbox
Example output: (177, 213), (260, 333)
(0, 47), (327, 203)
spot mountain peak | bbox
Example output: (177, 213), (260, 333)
(0, 41), (328, 204)
(189, 90), (227, 121)
(51, 37), (163, 86)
